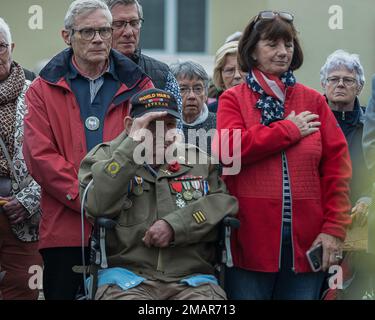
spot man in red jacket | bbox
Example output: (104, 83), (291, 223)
(23, 0), (153, 300)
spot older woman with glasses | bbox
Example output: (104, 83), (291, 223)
(0, 17), (42, 300)
(209, 41), (246, 113)
(170, 61), (216, 156)
(215, 11), (352, 299)
(321, 50), (371, 228)
(321, 50), (375, 299)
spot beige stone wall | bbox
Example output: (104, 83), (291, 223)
(210, 0), (375, 104)
(0, 0), (373, 102)
(1, 0), (71, 71)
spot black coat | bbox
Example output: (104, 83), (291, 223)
(332, 98), (372, 205)
(23, 67), (36, 81)
(130, 48), (169, 90)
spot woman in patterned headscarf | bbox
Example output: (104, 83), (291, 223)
(215, 11), (352, 300)
(0, 17), (41, 300)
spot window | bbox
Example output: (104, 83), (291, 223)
(177, 0), (206, 52)
(140, 0), (165, 50)
(140, 0), (208, 53)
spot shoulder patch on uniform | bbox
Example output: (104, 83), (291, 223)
(105, 161), (121, 178)
(192, 210), (207, 224)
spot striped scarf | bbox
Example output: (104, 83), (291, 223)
(246, 68), (296, 126)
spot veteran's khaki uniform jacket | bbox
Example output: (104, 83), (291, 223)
(78, 132), (238, 281)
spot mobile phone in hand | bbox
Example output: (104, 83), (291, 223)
(306, 243), (323, 272)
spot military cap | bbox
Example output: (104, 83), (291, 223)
(129, 88), (181, 120)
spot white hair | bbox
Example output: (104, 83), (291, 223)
(0, 17), (12, 44)
(320, 49), (365, 87)
(64, 0), (113, 30)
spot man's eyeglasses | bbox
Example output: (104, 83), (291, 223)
(222, 66), (245, 78)
(71, 27), (113, 41)
(254, 11), (294, 24)
(112, 19), (144, 31)
(180, 86), (205, 96)
(326, 76), (357, 87)
(0, 43), (9, 54)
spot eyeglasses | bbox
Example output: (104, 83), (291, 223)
(112, 19), (144, 31)
(222, 66), (245, 78)
(326, 76), (357, 87)
(254, 11), (294, 23)
(71, 27), (113, 41)
(0, 43), (9, 54)
(180, 86), (205, 96)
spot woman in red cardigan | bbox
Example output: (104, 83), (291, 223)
(216, 11), (352, 300)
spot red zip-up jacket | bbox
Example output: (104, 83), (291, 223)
(215, 82), (352, 273)
(23, 49), (153, 250)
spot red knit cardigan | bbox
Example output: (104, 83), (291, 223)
(215, 82), (352, 273)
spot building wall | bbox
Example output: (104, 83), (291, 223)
(1, 0), (71, 71)
(210, 0), (375, 104)
(0, 0), (374, 103)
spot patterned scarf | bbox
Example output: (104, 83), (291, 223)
(0, 61), (25, 176)
(247, 67), (296, 126)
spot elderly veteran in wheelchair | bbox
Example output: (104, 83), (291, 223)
(78, 88), (238, 300)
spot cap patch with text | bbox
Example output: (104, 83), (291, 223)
(130, 88), (181, 119)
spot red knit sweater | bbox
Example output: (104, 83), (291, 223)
(216, 82), (352, 273)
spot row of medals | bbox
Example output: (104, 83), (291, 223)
(129, 176), (206, 209)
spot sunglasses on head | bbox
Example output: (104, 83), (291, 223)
(254, 11), (294, 24)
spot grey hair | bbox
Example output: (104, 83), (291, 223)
(170, 60), (209, 92)
(0, 17), (12, 44)
(64, 0), (113, 30)
(320, 49), (365, 87)
(104, 0), (143, 19)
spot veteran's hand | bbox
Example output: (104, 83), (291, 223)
(142, 220), (174, 248)
(286, 111), (321, 137)
(311, 233), (343, 272)
(127, 111), (168, 141)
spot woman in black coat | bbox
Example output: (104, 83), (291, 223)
(321, 49), (374, 299)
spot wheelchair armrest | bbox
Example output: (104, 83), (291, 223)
(90, 218), (116, 269)
(219, 215), (240, 268)
(222, 216), (240, 229)
(97, 217), (116, 229)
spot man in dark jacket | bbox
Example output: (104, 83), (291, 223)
(104, 0), (182, 122)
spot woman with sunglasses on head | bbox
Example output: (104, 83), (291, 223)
(215, 11), (352, 300)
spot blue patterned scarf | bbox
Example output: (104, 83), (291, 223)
(247, 68), (296, 126)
